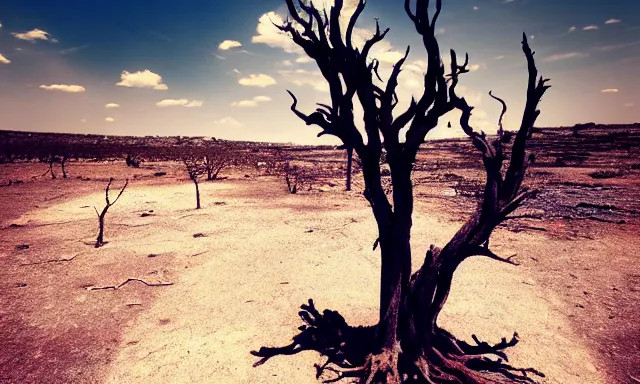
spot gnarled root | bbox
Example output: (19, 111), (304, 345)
(360, 342), (402, 384)
(251, 300), (544, 384)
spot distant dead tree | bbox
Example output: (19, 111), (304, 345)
(283, 161), (315, 194)
(203, 147), (231, 180)
(251, 1), (550, 383)
(94, 178), (128, 248)
(337, 144), (355, 191)
(125, 154), (141, 168)
(183, 157), (207, 209)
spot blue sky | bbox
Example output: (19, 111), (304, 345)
(0, 0), (638, 144)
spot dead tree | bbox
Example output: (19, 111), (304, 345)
(203, 147), (231, 180)
(183, 157), (207, 209)
(283, 161), (315, 194)
(60, 155), (69, 178)
(251, 1), (550, 383)
(94, 178), (128, 248)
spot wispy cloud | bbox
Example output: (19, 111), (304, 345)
(105, 117), (115, 122)
(213, 117), (243, 127)
(238, 74), (277, 87)
(231, 95), (272, 107)
(542, 52), (588, 62)
(39, 84), (85, 93)
(0, 53), (10, 64)
(60, 45), (89, 55)
(624, 102), (635, 107)
(582, 25), (599, 31)
(601, 88), (619, 93)
(218, 40), (242, 50)
(12, 29), (55, 42)
(605, 18), (621, 25)
(105, 103), (120, 109)
(568, 26), (576, 33)
(156, 99), (203, 108)
(595, 40), (640, 52)
(116, 70), (168, 90)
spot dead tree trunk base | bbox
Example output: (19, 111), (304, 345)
(251, 300), (544, 384)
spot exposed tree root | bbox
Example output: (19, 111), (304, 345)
(252, 300), (544, 384)
(20, 254), (79, 266)
(85, 278), (173, 291)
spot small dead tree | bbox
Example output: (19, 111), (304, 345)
(203, 147), (231, 180)
(60, 154), (69, 178)
(183, 157), (207, 209)
(125, 154), (141, 168)
(251, 1), (550, 383)
(94, 178), (128, 248)
(283, 161), (315, 194)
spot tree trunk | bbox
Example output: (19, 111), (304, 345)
(194, 180), (201, 209)
(61, 158), (67, 179)
(346, 147), (353, 191)
(95, 214), (105, 248)
(49, 160), (56, 179)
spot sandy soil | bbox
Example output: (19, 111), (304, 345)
(0, 162), (637, 383)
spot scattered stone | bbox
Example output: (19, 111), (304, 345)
(154, 172), (167, 177)
(15, 244), (29, 250)
(193, 233), (207, 238)
(140, 212), (153, 217)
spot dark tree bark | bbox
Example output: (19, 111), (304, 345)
(346, 146), (353, 191)
(60, 155), (68, 179)
(94, 178), (128, 248)
(252, 1), (550, 383)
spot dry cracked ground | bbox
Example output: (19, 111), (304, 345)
(0, 161), (638, 384)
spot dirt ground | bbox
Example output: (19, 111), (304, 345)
(0, 161), (638, 384)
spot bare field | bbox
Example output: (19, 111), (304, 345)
(1, 126), (639, 383)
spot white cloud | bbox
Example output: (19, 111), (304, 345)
(238, 73), (277, 87)
(542, 52), (587, 62)
(494, 55), (505, 60)
(39, 84), (85, 93)
(105, 117), (115, 122)
(156, 99), (204, 108)
(231, 95), (272, 107)
(252, 12), (303, 54)
(253, 96), (271, 102)
(116, 69), (168, 90)
(624, 102), (634, 107)
(105, 103), (120, 109)
(0, 22), (2, 28)
(473, 6), (479, 10)
(583, 25), (599, 31)
(295, 56), (312, 63)
(568, 26), (576, 33)
(218, 40), (242, 50)
(282, 60), (293, 66)
(278, 69), (329, 92)
(213, 117), (243, 127)
(0, 53), (10, 64)
(80, 119), (87, 123)
(12, 29), (54, 42)
(605, 18), (621, 24)
(601, 88), (618, 93)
